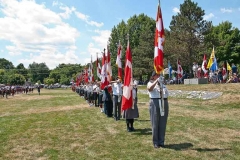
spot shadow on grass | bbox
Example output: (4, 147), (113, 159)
(132, 128), (152, 135)
(164, 143), (193, 150)
(135, 119), (150, 122)
(192, 148), (232, 152)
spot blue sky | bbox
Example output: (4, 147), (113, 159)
(0, 0), (240, 69)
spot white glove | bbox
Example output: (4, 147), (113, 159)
(158, 76), (164, 83)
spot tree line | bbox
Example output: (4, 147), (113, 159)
(1, 0), (239, 85)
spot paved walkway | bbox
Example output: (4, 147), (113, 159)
(138, 89), (222, 100)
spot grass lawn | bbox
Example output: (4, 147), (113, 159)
(0, 84), (240, 160)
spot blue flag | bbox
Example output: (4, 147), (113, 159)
(168, 61), (172, 79)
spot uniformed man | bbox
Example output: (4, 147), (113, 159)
(147, 71), (169, 148)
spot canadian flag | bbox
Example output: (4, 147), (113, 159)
(96, 53), (101, 79)
(177, 59), (183, 79)
(122, 40), (133, 111)
(100, 49), (109, 90)
(116, 40), (122, 80)
(222, 61), (227, 81)
(84, 68), (88, 83)
(154, 3), (165, 74)
(88, 55), (94, 82)
(201, 54), (208, 78)
(106, 45), (112, 82)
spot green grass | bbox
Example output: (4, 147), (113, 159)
(0, 86), (239, 160)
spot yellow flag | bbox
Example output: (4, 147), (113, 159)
(207, 47), (215, 69)
(227, 62), (232, 71)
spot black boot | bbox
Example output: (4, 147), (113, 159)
(130, 119), (135, 131)
(126, 123), (131, 132)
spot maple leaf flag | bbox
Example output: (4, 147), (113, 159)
(116, 40), (123, 80)
(154, 3), (165, 74)
(201, 54), (208, 78)
(177, 59), (183, 79)
(100, 49), (109, 90)
(106, 45), (112, 82)
(122, 40), (133, 111)
(96, 53), (101, 79)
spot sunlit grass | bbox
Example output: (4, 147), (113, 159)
(0, 85), (239, 160)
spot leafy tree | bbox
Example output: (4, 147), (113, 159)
(8, 74), (26, 85)
(0, 58), (15, 69)
(44, 78), (55, 85)
(169, 0), (212, 74)
(28, 62), (50, 83)
(109, 14), (155, 80)
(204, 21), (240, 65)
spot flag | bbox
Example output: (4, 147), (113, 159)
(168, 61), (172, 79)
(96, 53), (101, 79)
(106, 45), (112, 82)
(116, 40), (123, 80)
(84, 68), (88, 83)
(222, 61), (227, 81)
(100, 49), (109, 90)
(201, 54), (208, 78)
(122, 40), (133, 111)
(227, 62), (232, 71)
(207, 47), (218, 72)
(154, 3), (165, 74)
(177, 59), (183, 79)
(88, 55), (94, 82)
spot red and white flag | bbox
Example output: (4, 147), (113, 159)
(100, 49), (109, 90)
(177, 59), (183, 79)
(96, 53), (101, 79)
(88, 55), (94, 82)
(122, 40), (133, 111)
(222, 61), (227, 81)
(84, 68), (88, 83)
(106, 46), (112, 82)
(116, 40), (123, 80)
(154, 3), (165, 74)
(201, 54), (208, 78)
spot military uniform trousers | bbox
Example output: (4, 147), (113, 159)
(149, 98), (169, 146)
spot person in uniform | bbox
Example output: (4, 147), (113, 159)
(111, 76), (123, 121)
(147, 71), (169, 148)
(37, 85), (41, 95)
(122, 80), (139, 132)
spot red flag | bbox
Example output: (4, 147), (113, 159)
(222, 61), (227, 81)
(96, 54), (101, 79)
(84, 68), (88, 83)
(106, 45), (112, 82)
(177, 59), (183, 79)
(201, 54), (208, 78)
(100, 49), (109, 90)
(89, 55), (94, 82)
(122, 40), (133, 111)
(154, 4), (165, 74)
(116, 40), (123, 80)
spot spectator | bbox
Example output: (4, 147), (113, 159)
(232, 63), (238, 75)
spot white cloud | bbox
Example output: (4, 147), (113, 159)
(19, 50), (80, 69)
(75, 11), (104, 27)
(220, 8), (233, 13)
(204, 13), (214, 20)
(0, 0), (80, 69)
(172, 7), (180, 14)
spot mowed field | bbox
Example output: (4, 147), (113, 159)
(0, 84), (240, 160)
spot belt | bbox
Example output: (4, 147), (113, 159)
(151, 98), (168, 100)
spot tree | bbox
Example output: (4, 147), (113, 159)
(44, 78), (55, 86)
(109, 14), (155, 80)
(16, 63), (29, 79)
(8, 74), (26, 85)
(0, 58), (15, 69)
(28, 62), (50, 83)
(204, 21), (240, 65)
(169, 0), (212, 74)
